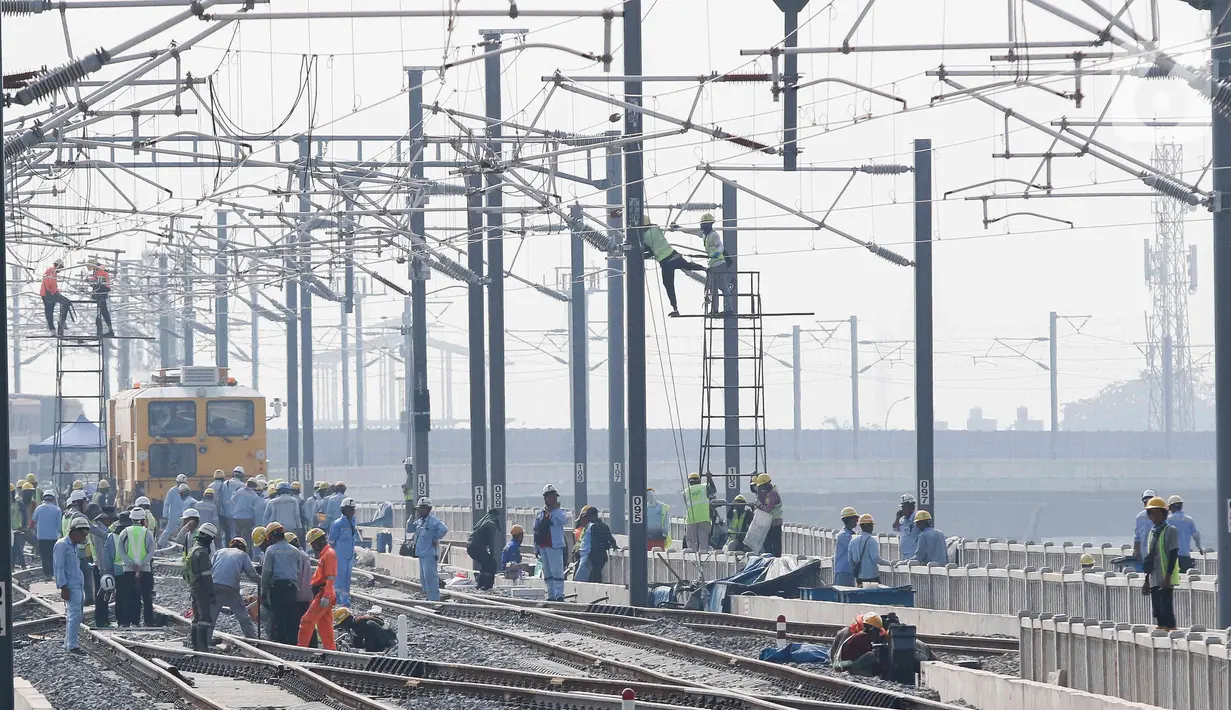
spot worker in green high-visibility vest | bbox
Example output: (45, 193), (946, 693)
(682, 472), (715, 551)
(642, 216), (706, 317)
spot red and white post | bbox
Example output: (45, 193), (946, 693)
(776, 614), (788, 649)
(622, 688), (637, 709)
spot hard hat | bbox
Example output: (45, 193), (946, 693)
(42, 490), (55, 499)
(858, 513), (875, 525)
(901, 494), (917, 504)
(247, 479), (259, 488)
(213, 469), (224, 479)
(265, 521), (285, 536)
(913, 510), (932, 523)
(25, 473), (36, 482)
(334, 480), (346, 488)
(130, 507), (148, 521)
(67, 490), (87, 504)
(266, 484), (277, 494)
(232, 466), (245, 476)
(1142, 489), (1156, 499)
(72, 480), (84, 490)
(285, 532), (299, 545)
(542, 484), (558, 496)
(178, 484), (190, 494)
(97, 479), (110, 489)
(341, 497), (355, 508)
(753, 473), (772, 486)
(840, 507), (858, 518)
(229, 537), (248, 551)
(579, 505), (593, 518)
(510, 524), (525, 535)
(1079, 553), (1095, 566)
(315, 481), (330, 491)
(22, 482), (35, 490)
(100, 575), (116, 592)
(276, 483), (291, 494)
(291, 481), (303, 490)
(176, 474), (188, 484)
(252, 526), (268, 546)
(863, 613), (884, 630)
(182, 508), (200, 520)
(70, 516), (91, 532)
(203, 487), (216, 497)
(687, 472), (701, 482)
(733, 495), (748, 504)
(306, 528), (327, 545)
(416, 496), (433, 508)
(198, 523), (219, 539)
(699, 212), (715, 223)
(273, 478), (284, 485)
(134, 496), (151, 507)
(1145, 496), (1168, 511)
(1167, 495), (1183, 506)
(333, 606), (353, 626)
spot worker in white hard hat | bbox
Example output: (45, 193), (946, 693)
(893, 494), (920, 560)
(1133, 488), (1159, 561)
(534, 485), (568, 601)
(682, 472), (715, 552)
(833, 507), (861, 587)
(186, 523), (219, 650)
(55, 516), (92, 654)
(61, 490), (95, 600)
(31, 490), (63, 578)
(158, 475), (190, 546)
(907, 510), (948, 566)
(671, 212), (735, 315)
(848, 514), (884, 587)
(1165, 495), (1202, 573)
(641, 214), (706, 317)
(406, 497), (449, 601)
(118, 506), (156, 626)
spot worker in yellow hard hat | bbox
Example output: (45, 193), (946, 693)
(751, 473), (783, 557)
(834, 613), (887, 676)
(670, 212), (735, 315)
(640, 213), (706, 317)
(1142, 496), (1179, 631)
(907, 510), (947, 566)
(1165, 495), (1202, 573)
(683, 472), (714, 552)
(726, 494), (751, 552)
(833, 507), (861, 586)
(1079, 553), (1096, 570)
(848, 514), (883, 587)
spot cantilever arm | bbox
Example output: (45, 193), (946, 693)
(944, 178), (1048, 199)
(985, 211), (1074, 229)
(791, 76), (907, 110)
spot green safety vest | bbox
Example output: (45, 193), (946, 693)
(10, 499), (22, 530)
(728, 509), (750, 539)
(684, 484), (710, 524)
(643, 226), (673, 261)
(126, 526), (148, 563)
(1153, 526), (1180, 586)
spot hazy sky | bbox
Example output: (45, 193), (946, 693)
(3, 1), (1220, 432)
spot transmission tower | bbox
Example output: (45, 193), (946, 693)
(1145, 142), (1197, 433)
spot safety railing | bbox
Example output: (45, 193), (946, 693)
(1019, 613), (1229, 710)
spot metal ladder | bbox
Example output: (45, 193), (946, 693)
(697, 270), (768, 497)
(50, 299), (110, 492)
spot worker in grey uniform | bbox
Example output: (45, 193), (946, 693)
(210, 537), (260, 640)
(259, 522), (309, 644)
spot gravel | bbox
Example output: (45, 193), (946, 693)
(396, 694), (519, 710)
(934, 650), (1020, 677)
(14, 634), (166, 710)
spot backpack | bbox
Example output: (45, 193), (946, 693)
(533, 510), (554, 548)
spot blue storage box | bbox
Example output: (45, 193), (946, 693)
(799, 587), (841, 602)
(835, 585), (914, 607)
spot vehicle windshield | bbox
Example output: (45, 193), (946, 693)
(149, 401), (196, 438)
(207, 400), (255, 437)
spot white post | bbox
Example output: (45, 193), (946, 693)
(397, 613), (409, 658)
(776, 614), (788, 649)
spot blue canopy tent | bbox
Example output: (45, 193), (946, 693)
(28, 414), (105, 454)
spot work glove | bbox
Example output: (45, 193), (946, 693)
(318, 595), (330, 609)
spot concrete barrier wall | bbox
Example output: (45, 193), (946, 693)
(14, 678), (53, 710)
(1018, 613), (1229, 710)
(359, 503), (1221, 627)
(922, 661), (1167, 710)
(732, 595), (1020, 637)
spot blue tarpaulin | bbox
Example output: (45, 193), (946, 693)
(28, 414), (105, 454)
(758, 642), (831, 665)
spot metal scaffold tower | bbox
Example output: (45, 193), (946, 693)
(1145, 142), (1197, 435)
(697, 272), (768, 487)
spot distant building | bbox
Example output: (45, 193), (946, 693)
(967, 407), (998, 432)
(1012, 406), (1044, 432)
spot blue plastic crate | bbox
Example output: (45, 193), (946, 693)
(835, 585), (915, 607)
(799, 587), (841, 602)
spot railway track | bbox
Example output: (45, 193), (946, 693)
(360, 568), (1017, 655)
(354, 586), (971, 710)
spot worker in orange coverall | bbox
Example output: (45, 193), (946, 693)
(298, 527), (337, 650)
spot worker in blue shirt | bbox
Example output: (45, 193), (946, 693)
(210, 537), (260, 639)
(533, 484), (569, 601)
(1166, 495), (1202, 572)
(158, 474), (188, 546)
(55, 516), (91, 654)
(908, 510), (948, 566)
(501, 524), (525, 574)
(230, 479), (262, 560)
(406, 497), (449, 600)
(893, 494), (920, 560)
(327, 497), (360, 607)
(323, 482), (348, 530)
(1133, 489), (1157, 562)
(833, 507), (860, 587)
(32, 490), (63, 578)
(848, 514), (884, 586)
